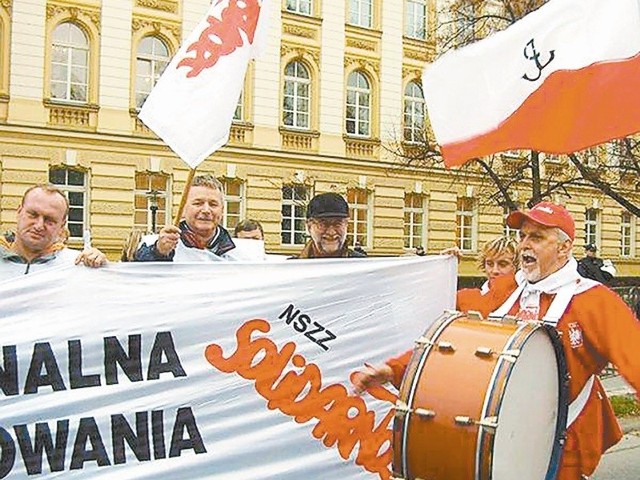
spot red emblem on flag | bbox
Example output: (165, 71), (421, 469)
(178, 0), (261, 78)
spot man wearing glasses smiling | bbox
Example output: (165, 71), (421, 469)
(294, 192), (367, 259)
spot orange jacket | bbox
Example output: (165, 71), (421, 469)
(387, 275), (640, 479)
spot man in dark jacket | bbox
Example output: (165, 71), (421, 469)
(134, 174), (235, 262)
(577, 244), (614, 284)
(295, 192), (366, 259)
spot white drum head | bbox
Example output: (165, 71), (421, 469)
(492, 328), (560, 480)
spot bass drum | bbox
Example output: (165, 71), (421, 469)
(392, 310), (568, 480)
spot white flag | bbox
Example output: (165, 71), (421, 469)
(139, 0), (270, 168)
(423, 0), (640, 167)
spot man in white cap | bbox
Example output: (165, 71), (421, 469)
(354, 201), (640, 480)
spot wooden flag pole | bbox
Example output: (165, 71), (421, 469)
(173, 168), (197, 226)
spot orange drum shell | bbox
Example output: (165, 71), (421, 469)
(394, 314), (538, 480)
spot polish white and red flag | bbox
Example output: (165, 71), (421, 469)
(423, 0), (640, 168)
(139, 0), (270, 168)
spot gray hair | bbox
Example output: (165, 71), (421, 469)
(554, 227), (574, 258)
(191, 174), (225, 201)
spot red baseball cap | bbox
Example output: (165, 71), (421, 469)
(506, 202), (575, 240)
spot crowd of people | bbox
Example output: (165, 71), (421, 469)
(1, 181), (639, 480)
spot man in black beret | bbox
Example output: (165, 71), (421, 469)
(294, 192), (367, 259)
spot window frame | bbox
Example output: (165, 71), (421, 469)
(133, 172), (170, 233)
(584, 208), (599, 248)
(285, 0), (313, 16)
(49, 22), (90, 104)
(403, 80), (425, 144)
(456, 197), (476, 252)
(281, 184), (310, 246)
(48, 166), (88, 240)
(347, 188), (371, 248)
(621, 211), (635, 258)
(405, 0), (427, 39)
(220, 178), (245, 231)
(348, 0), (373, 28)
(403, 192), (427, 250)
(282, 60), (311, 130)
(134, 35), (171, 110)
(345, 70), (372, 138)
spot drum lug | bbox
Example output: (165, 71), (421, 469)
(477, 415), (499, 432)
(475, 347), (520, 362)
(454, 415), (474, 426)
(475, 346), (493, 357)
(501, 315), (518, 325)
(454, 415), (499, 431)
(415, 335), (433, 346)
(415, 407), (436, 419)
(437, 341), (455, 352)
(499, 348), (521, 363)
(467, 310), (484, 321)
(394, 400), (411, 418)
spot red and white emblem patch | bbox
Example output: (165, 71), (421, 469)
(567, 322), (583, 348)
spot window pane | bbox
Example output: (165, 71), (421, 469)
(49, 169), (66, 184)
(68, 207), (83, 222)
(68, 223), (83, 238)
(68, 191), (84, 206)
(68, 170), (85, 186)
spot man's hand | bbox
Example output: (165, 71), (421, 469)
(351, 363), (394, 395)
(155, 225), (181, 256)
(75, 247), (108, 268)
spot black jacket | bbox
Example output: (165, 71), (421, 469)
(577, 256), (612, 284)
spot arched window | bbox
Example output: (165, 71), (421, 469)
(283, 61), (310, 129)
(135, 36), (170, 109)
(403, 81), (424, 143)
(50, 22), (89, 103)
(346, 71), (371, 137)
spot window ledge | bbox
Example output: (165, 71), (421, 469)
(230, 122), (255, 145)
(343, 135), (380, 159)
(44, 100), (99, 130)
(279, 127), (320, 152)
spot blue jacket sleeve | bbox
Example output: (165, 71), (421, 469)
(133, 242), (174, 262)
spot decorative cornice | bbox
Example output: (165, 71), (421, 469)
(404, 47), (429, 62)
(132, 17), (180, 40)
(280, 44), (320, 65)
(344, 56), (380, 76)
(282, 24), (315, 39)
(402, 66), (422, 81)
(135, 0), (178, 14)
(46, 4), (101, 30)
(346, 38), (376, 51)
(1, 0), (12, 14)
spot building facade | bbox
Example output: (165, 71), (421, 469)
(0, 0), (638, 279)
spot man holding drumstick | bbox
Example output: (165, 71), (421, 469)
(354, 202), (640, 480)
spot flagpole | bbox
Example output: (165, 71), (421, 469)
(173, 168), (197, 226)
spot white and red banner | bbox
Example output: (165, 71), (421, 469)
(138, 0), (270, 168)
(423, 0), (640, 167)
(0, 256), (456, 479)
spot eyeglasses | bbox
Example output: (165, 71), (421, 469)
(309, 218), (348, 229)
